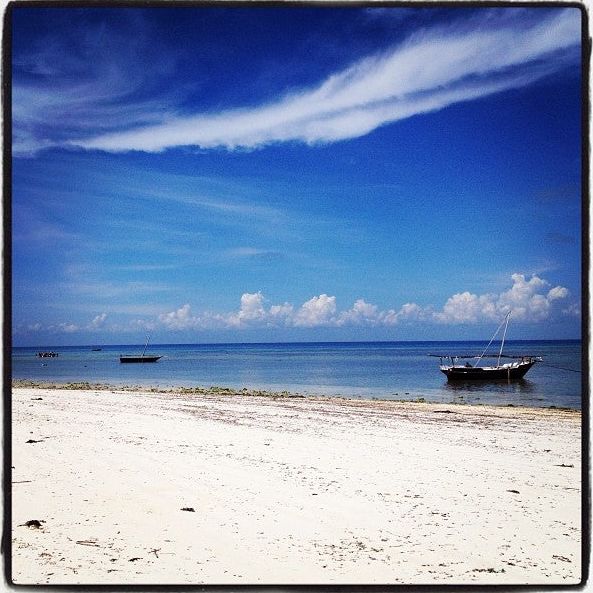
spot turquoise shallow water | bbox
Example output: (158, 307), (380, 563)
(12, 340), (583, 409)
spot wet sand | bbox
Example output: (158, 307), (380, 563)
(11, 385), (582, 585)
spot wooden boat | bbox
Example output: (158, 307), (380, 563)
(120, 355), (162, 363)
(120, 336), (162, 363)
(432, 354), (539, 381)
(430, 312), (541, 381)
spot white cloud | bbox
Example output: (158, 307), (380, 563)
(435, 292), (499, 323)
(158, 303), (196, 330)
(127, 318), (157, 332)
(338, 299), (380, 326)
(389, 302), (432, 324)
(268, 303), (294, 325)
(18, 273), (575, 337)
(432, 273), (572, 324)
(73, 9), (579, 153)
(563, 303), (580, 317)
(548, 285), (570, 300)
(56, 322), (79, 333)
(88, 312), (108, 329)
(293, 294), (337, 327)
(152, 273), (573, 333)
(157, 294), (275, 331)
(227, 292), (267, 326)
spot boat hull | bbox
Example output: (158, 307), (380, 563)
(441, 361), (536, 381)
(119, 356), (162, 363)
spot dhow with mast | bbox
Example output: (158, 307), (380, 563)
(429, 311), (542, 381)
(120, 335), (162, 363)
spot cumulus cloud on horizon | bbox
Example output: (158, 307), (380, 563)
(15, 273), (578, 336)
(31, 8), (578, 155)
(154, 273), (575, 332)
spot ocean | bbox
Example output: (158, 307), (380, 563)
(12, 340), (583, 410)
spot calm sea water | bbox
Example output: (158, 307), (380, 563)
(12, 340), (583, 409)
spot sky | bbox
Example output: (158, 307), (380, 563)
(10, 5), (583, 346)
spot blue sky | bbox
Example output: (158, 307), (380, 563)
(11, 5), (582, 345)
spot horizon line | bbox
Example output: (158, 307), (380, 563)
(12, 337), (583, 349)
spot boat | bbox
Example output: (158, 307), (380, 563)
(120, 336), (162, 363)
(37, 351), (58, 358)
(120, 355), (161, 363)
(429, 312), (541, 381)
(432, 354), (540, 381)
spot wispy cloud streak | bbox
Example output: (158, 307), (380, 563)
(73, 9), (579, 153)
(12, 13), (183, 156)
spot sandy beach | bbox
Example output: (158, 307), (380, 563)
(11, 384), (582, 585)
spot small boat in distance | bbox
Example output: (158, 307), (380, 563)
(37, 351), (58, 358)
(429, 311), (542, 381)
(120, 336), (162, 363)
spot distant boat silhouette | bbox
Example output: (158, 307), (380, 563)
(120, 336), (162, 363)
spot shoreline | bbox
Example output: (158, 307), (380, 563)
(10, 379), (581, 412)
(12, 385), (582, 585)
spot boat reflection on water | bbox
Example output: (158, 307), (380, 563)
(443, 378), (539, 406)
(444, 378), (535, 394)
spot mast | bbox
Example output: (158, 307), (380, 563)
(497, 311), (511, 367)
(141, 335), (150, 357)
(476, 314), (503, 366)
(475, 310), (512, 367)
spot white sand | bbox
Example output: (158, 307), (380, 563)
(11, 386), (582, 585)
